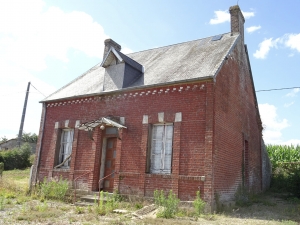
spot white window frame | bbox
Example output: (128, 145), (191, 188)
(150, 123), (173, 174)
(58, 129), (74, 167)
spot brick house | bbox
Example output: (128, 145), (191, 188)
(32, 5), (270, 209)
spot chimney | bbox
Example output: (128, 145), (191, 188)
(229, 5), (245, 43)
(103, 39), (121, 58)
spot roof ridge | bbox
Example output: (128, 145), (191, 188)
(126, 32), (232, 56)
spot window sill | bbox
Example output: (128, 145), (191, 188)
(145, 173), (172, 179)
(53, 167), (70, 172)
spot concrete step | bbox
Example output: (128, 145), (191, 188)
(80, 192), (113, 203)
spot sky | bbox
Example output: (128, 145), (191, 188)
(0, 0), (299, 145)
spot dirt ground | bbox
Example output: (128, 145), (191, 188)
(0, 191), (299, 225)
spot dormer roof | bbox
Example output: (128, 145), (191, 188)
(101, 47), (144, 73)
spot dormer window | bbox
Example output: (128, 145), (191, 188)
(101, 39), (144, 91)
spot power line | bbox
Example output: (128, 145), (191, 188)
(30, 83), (46, 97)
(256, 87), (300, 92)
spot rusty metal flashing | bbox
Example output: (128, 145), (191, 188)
(40, 76), (214, 103)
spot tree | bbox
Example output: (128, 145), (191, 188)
(0, 136), (8, 144)
(15, 132), (38, 143)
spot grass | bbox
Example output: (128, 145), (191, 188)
(0, 168), (300, 224)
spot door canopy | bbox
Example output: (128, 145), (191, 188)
(78, 117), (127, 131)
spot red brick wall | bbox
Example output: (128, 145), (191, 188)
(213, 39), (262, 203)
(36, 81), (212, 200)
(35, 40), (263, 207)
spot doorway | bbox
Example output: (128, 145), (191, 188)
(102, 137), (117, 192)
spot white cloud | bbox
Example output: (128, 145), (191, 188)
(280, 139), (300, 146)
(285, 88), (300, 97)
(122, 47), (134, 54)
(246, 25), (261, 33)
(209, 10), (230, 25)
(284, 102), (294, 107)
(253, 38), (279, 59)
(0, 0), (109, 72)
(209, 10), (254, 25)
(259, 103), (289, 144)
(0, 0), (118, 139)
(0, 63), (56, 139)
(242, 11), (255, 19)
(254, 33), (300, 59)
(285, 33), (300, 52)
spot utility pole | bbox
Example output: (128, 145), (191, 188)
(18, 82), (30, 147)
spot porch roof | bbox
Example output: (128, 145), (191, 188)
(78, 117), (127, 131)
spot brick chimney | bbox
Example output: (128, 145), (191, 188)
(103, 39), (121, 58)
(229, 5), (245, 43)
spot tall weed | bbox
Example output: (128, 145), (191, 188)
(154, 190), (179, 219)
(96, 191), (120, 215)
(40, 177), (69, 201)
(193, 190), (205, 216)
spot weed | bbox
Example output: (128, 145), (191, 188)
(154, 190), (179, 219)
(40, 176), (69, 201)
(234, 185), (251, 207)
(193, 190), (205, 216)
(95, 191), (120, 215)
(76, 206), (85, 214)
(135, 202), (143, 209)
(37, 201), (48, 212)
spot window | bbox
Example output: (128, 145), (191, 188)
(150, 124), (173, 174)
(58, 129), (74, 167)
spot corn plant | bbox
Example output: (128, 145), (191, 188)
(266, 144), (300, 197)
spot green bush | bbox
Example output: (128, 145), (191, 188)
(193, 191), (205, 216)
(40, 177), (69, 201)
(154, 190), (179, 219)
(0, 144), (31, 170)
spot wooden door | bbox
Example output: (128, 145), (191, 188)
(103, 137), (117, 192)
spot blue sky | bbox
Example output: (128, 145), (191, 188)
(0, 0), (299, 145)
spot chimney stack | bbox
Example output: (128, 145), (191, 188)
(103, 39), (121, 58)
(229, 5), (245, 43)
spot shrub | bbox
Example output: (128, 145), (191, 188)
(40, 177), (69, 201)
(0, 144), (31, 170)
(193, 191), (205, 216)
(154, 190), (179, 219)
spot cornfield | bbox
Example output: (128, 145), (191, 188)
(266, 144), (300, 197)
(266, 144), (300, 170)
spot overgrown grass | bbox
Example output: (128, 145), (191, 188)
(39, 177), (69, 201)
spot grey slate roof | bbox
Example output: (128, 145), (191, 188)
(42, 32), (239, 102)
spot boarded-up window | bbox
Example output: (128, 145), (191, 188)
(150, 124), (173, 174)
(58, 129), (74, 167)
